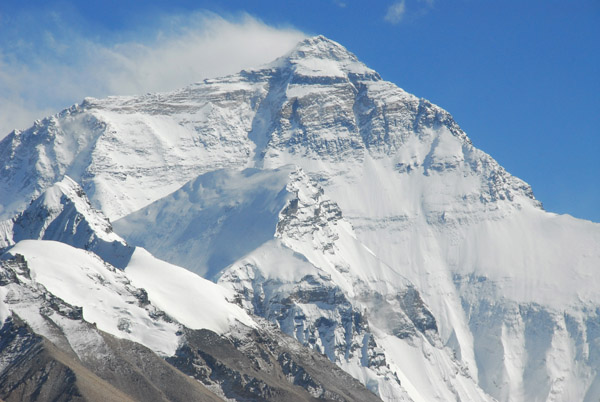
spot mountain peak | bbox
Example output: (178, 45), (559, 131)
(268, 35), (379, 80)
(6, 175), (134, 268)
(292, 35), (355, 61)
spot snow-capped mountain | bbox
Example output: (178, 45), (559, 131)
(1, 35), (599, 401)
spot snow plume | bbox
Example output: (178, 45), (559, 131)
(0, 12), (305, 138)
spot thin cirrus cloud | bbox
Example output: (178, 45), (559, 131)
(384, 1), (407, 24)
(0, 13), (306, 138)
(384, 0), (435, 24)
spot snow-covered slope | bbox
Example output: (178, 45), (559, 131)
(0, 255), (222, 402)
(116, 166), (492, 401)
(1, 35), (599, 401)
(0, 170), (382, 400)
(0, 77), (260, 221)
(3, 239), (256, 352)
(0, 240), (382, 401)
(126, 247), (256, 334)
(115, 167), (295, 279)
(0, 178), (257, 339)
(219, 168), (495, 402)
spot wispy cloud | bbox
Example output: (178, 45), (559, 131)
(384, 1), (407, 24)
(0, 13), (305, 138)
(384, 0), (435, 24)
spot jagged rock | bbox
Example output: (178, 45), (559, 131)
(168, 325), (382, 402)
(0, 177), (133, 268)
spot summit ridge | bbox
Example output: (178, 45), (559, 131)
(265, 35), (380, 80)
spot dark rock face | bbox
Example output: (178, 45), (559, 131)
(168, 325), (382, 402)
(0, 316), (127, 402)
(397, 287), (438, 335)
(87, 334), (221, 402)
(0, 316), (221, 402)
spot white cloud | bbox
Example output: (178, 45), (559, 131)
(384, 0), (434, 24)
(384, 1), (407, 24)
(0, 13), (306, 138)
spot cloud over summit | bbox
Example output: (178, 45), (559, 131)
(0, 12), (305, 137)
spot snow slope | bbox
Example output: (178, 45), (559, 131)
(3, 239), (256, 350)
(114, 167), (295, 279)
(0, 80), (261, 221)
(126, 247), (255, 333)
(117, 166), (492, 401)
(4, 240), (181, 356)
(0, 240), (379, 402)
(0, 253), (223, 402)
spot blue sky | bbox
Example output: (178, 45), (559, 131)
(0, 0), (598, 222)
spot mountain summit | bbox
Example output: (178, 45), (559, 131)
(0, 35), (535, 221)
(1, 35), (599, 402)
(267, 35), (381, 80)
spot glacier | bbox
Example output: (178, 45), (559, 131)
(0, 34), (599, 401)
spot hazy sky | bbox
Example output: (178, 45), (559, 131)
(0, 0), (598, 222)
